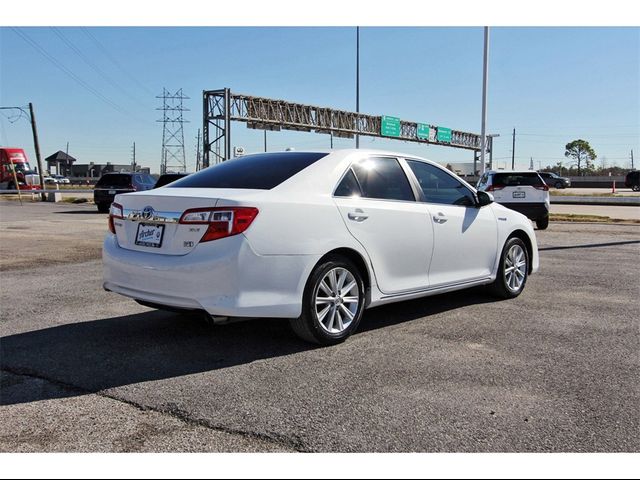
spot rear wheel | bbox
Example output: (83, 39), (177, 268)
(489, 237), (529, 299)
(97, 202), (110, 213)
(289, 256), (365, 345)
(536, 215), (549, 230)
(633, 185), (640, 192)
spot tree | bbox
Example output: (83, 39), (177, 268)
(565, 139), (597, 175)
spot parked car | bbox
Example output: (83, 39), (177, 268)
(625, 170), (640, 191)
(43, 177), (58, 185)
(103, 150), (539, 345)
(153, 172), (190, 188)
(539, 171), (570, 189)
(52, 174), (71, 185)
(477, 170), (550, 230)
(94, 172), (156, 213)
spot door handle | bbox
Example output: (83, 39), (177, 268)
(433, 212), (448, 224)
(348, 209), (368, 222)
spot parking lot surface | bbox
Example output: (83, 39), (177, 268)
(1, 200), (638, 452)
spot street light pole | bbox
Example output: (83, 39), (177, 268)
(480, 27), (490, 175)
(355, 26), (360, 149)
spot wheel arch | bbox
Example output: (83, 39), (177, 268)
(507, 229), (534, 274)
(317, 247), (372, 306)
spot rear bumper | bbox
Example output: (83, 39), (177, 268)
(498, 202), (549, 220)
(103, 233), (319, 318)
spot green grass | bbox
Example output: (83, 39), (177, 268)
(550, 213), (640, 224)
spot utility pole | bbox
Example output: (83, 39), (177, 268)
(632, 149), (635, 170)
(195, 129), (201, 171)
(63, 141), (69, 176)
(480, 27), (490, 175)
(131, 142), (136, 172)
(355, 26), (360, 149)
(28, 103), (46, 200)
(511, 128), (516, 170)
(157, 88), (189, 174)
(529, 157), (534, 170)
(264, 130), (267, 152)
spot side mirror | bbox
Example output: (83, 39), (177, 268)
(476, 190), (494, 207)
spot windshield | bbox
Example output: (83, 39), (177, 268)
(10, 162), (31, 172)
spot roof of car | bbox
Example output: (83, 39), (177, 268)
(484, 169), (541, 174)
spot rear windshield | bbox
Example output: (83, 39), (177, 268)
(493, 172), (544, 187)
(96, 174), (132, 187)
(168, 152), (328, 190)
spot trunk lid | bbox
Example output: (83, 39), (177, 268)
(112, 188), (263, 255)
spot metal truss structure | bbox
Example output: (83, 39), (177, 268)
(157, 88), (189, 174)
(203, 88), (488, 168)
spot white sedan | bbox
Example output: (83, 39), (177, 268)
(103, 149), (538, 344)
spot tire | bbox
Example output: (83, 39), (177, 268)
(633, 185), (640, 192)
(555, 181), (564, 189)
(289, 255), (365, 345)
(489, 237), (529, 299)
(97, 203), (110, 213)
(7, 182), (15, 190)
(536, 215), (549, 230)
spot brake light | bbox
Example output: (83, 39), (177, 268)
(179, 207), (259, 242)
(108, 202), (124, 234)
(486, 184), (505, 191)
(534, 184), (549, 191)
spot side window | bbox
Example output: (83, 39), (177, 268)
(351, 157), (415, 202)
(334, 169), (362, 197)
(406, 160), (476, 207)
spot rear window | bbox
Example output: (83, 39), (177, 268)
(169, 152), (328, 190)
(96, 174), (132, 187)
(154, 173), (189, 188)
(133, 174), (156, 185)
(493, 172), (544, 187)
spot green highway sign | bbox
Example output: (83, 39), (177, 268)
(381, 116), (401, 137)
(437, 127), (452, 143)
(417, 123), (430, 140)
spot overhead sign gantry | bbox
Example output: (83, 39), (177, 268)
(202, 88), (490, 168)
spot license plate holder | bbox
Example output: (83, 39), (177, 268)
(108, 190), (116, 195)
(512, 191), (526, 198)
(135, 223), (165, 248)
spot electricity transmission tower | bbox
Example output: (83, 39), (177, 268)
(157, 88), (189, 174)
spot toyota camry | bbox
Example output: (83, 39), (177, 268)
(103, 149), (539, 345)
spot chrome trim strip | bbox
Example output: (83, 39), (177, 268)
(123, 208), (181, 224)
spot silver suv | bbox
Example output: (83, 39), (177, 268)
(477, 170), (550, 230)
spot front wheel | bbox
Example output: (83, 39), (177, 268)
(489, 237), (529, 299)
(555, 181), (564, 189)
(633, 185), (640, 192)
(289, 256), (365, 345)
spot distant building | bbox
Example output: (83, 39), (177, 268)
(45, 151), (76, 176)
(70, 162), (150, 178)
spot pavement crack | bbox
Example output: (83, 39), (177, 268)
(1, 366), (309, 452)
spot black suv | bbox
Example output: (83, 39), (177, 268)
(94, 172), (156, 212)
(625, 171), (640, 192)
(539, 171), (571, 189)
(152, 172), (190, 188)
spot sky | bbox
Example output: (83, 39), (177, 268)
(1, 26), (638, 174)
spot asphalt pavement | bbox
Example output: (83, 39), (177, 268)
(0, 200), (638, 452)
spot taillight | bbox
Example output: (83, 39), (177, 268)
(535, 184), (549, 191)
(108, 202), (124, 234)
(179, 207), (259, 243)
(486, 184), (505, 191)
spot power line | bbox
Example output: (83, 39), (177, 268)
(50, 27), (151, 110)
(10, 28), (133, 119)
(80, 27), (155, 97)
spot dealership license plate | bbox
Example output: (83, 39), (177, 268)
(512, 191), (526, 198)
(135, 223), (165, 248)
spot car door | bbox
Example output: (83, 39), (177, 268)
(404, 159), (498, 287)
(333, 156), (433, 294)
